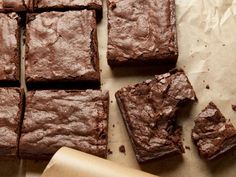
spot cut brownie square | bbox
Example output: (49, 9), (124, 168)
(34, 0), (103, 19)
(192, 102), (236, 160)
(0, 88), (23, 157)
(25, 10), (100, 88)
(115, 69), (197, 162)
(107, 0), (178, 66)
(0, 13), (20, 84)
(0, 0), (33, 12)
(19, 90), (109, 160)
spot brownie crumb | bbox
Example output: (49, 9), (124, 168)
(206, 85), (210, 89)
(107, 149), (113, 155)
(185, 146), (191, 150)
(119, 145), (126, 154)
(205, 45), (207, 48)
(222, 44), (226, 46)
(112, 124), (115, 128)
(110, 2), (116, 9)
(111, 100), (113, 103)
(232, 105), (236, 112)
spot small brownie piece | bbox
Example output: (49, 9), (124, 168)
(19, 90), (109, 159)
(0, 0), (33, 12)
(107, 0), (178, 66)
(34, 0), (103, 19)
(0, 88), (23, 157)
(115, 69), (197, 162)
(0, 13), (20, 84)
(25, 10), (100, 88)
(192, 102), (236, 160)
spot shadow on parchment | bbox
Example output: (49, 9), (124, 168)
(140, 155), (184, 176)
(204, 148), (236, 176)
(111, 64), (176, 78)
(177, 102), (198, 123)
(0, 158), (24, 177)
(25, 160), (48, 175)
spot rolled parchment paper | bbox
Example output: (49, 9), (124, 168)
(41, 147), (158, 177)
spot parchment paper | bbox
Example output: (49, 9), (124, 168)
(0, 0), (236, 176)
(41, 147), (158, 177)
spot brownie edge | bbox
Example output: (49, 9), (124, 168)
(0, 13), (20, 84)
(0, 88), (23, 157)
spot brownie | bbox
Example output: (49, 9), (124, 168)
(107, 0), (178, 66)
(115, 69), (197, 162)
(232, 105), (236, 112)
(19, 90), (109, 159)
(0, 13), (20, 84)
(25, 10), (100, 88)
(0, 88), (23, 157)
(0, 0), (33, 12)
(192, 102), (236, 160)
(34, 0), (103, 19)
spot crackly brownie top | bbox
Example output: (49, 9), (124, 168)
(0, 13), (19, 81)
(192, 102), (236, 160)
(20, 90), (109, 158)
(116, 69), (196, 161)
(34, 0), (102, 9)
(0, 88), (21, 151)
(107, 0), (178, 62)
(0, 0), (33, 11)
(25, 10), (99, 82)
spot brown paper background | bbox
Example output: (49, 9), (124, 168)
(0, 0), (236, 176)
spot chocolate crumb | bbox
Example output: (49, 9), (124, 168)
(185, 146), (191, 150)
(205, 45), (207, 48)
(222, 44), (226, 46)
(206, 85), (210, 89)
(232, 105), (236, 112)
(111, 100), (113, 103)
(119, 145), (126, 154)
(107, 149), (113, 155)
(203, 80), (205, 83)
(112, 124), (115, 128)
(110, 2), (116, 9)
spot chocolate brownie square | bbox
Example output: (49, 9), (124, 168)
(115, 69), (197, 162)
(25, 10), (100, 88)
(107, 0), (178, 66)
(0, 88), (23, 157)
(0, 13), (20, 84)
(34, 0), (103, 19)
(192, 102), (236, 160)
(19, 90), (109, 159)
(0, 0), (33, 12)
